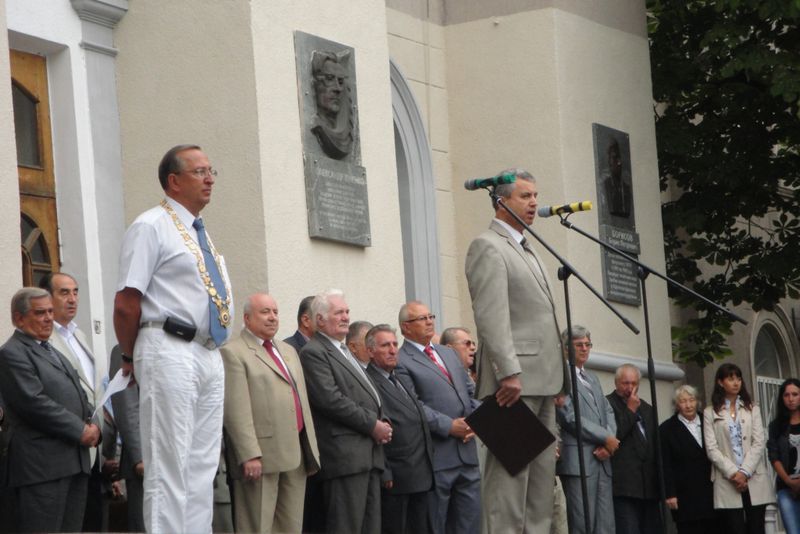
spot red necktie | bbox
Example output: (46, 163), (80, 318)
(263, 340), (304, 432)
(424, 345), (452, 383)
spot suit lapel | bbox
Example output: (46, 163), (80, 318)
(316, 334), (379, 405)
(52, 330), (93, 394)
(370, 366), (414, 411)
(405, 343), (454, 389)
(490, 221), (554, 305)
(242, 329), (290, 384)
(578, 379), (601, 419)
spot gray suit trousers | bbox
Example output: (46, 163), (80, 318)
(560, 469), (614, 534)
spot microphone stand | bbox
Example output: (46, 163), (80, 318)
(557, 215), (746, 534)
(488, 189), (640, 534)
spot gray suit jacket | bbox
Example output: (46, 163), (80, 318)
(0, 330), (92, 487)
(556, 369), (616, 477)
(395, 342), (480, 472)
(300, 332), (384, 480)
(109, 346), (142, 480)
(465, 220), (564, 398)
(366, 364), (434, 495)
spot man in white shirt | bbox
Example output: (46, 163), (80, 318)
(113, 144), (234, 534)
(42, 272), (107, 530)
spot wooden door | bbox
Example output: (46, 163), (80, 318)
(11, 49), (60, 286)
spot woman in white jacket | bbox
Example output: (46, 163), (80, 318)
(703, 363), (774, 534)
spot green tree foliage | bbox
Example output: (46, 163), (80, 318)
(648, 0), (800, 366)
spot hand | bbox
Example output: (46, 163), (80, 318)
(593, 446), (611, 461)
(80, 423), (101, 447)
(449, 417), (473, 440)
(121, 359), (137, 386)
(496, 375), (522, 407)
(729, 471), (748, 492)
(372, 420), (393, 444)
(786, 477), (800, 494)
(111, 480), (124, 500)
(604, 435), (620, 454)
(102, 458), (120, 478)
(626, 386), (641, 413)
(666, 497), (678, 510)
(383, 480), (394, 490)
(135, 461), (144, 477)
(462, 429), (475, 443)
(554, 394), (566, 408)
(242, 458), (262, 482)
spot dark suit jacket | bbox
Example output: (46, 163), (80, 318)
(0, 330), (92, 487)
(109, 346), (142, 480)
(300, 332), (384, 480)
(395, 342), (480, 471)
(366, 364), (434, 495)
(606, 392), (658, 500)
(284, 330), (308, 354)
(660, 414), (716, 523)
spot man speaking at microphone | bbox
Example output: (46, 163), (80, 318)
(465, 168), (564, 534)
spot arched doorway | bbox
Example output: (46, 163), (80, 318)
(390, 59), (442, 320)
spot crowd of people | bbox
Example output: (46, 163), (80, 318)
(0, 145), (797, 534)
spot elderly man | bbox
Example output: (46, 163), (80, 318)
(221, 293), (319, 533)
(556, 326), (618, 534)
(395, 300), (481, 534)
(41, 272), (107, 530)
(365, 324), (434, 534)
(465, 167), (564, 534)
(113, 144), (234, 533)
(607, 364), (660, 534)
(0, 287), (100, 532)
(347, 320), (374, 369)
(284, 295), (315, 353)
(440, 326), (477, 374)
(300, 289), (390, 534)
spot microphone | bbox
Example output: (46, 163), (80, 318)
(537, 201), (593, 218)
(464, 173), (516, 191)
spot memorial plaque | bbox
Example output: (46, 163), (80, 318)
(294, 31), (371, 246)
(593, 124), (641, 305)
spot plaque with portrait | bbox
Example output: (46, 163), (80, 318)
(592, 124), (640, 306)
(294, 31), (371, 247)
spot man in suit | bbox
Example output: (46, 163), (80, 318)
(365, 324), (434, 533)
(347, 320), (374, 368)
(556, 326), (618, 534)
(300, 289), (391, 534)
(0, 287), (100, 532)
(108, 345), (145, 532)
(606, 364), (660, 534)
(41, 272), (107, 530)
(221, 293), (320, 533)
(465, 168), (564, 534)
(395, 300), (481, 534)
(284, 295), (315, 353)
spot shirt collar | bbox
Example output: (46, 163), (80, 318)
(165, 196), (198, 229)
(678, 413), (700, 427)
(407, 339), (430, 353)
(494, 217), (524, 244)
(320, 331), (346, 347)
(54, 321), (77, 337)
(246, 328), (266, 346)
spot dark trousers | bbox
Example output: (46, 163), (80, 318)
(323, 469), (381, 534)
(16, 473), (88, 533)
(613, 496), (661, 534)
(303, 472), (326, 533)
(675, 517), (723, 534)
(717, 490), (766, 534)
(82, 457), (104, 531)
(381, 489), (431, 534)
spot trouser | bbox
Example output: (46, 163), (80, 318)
(613, 496), (661, 534)
(136, 327), (225, 534)
(232, 463), (307, 534)
(16, 473), (88, 533)
(717, 490), (766, 534)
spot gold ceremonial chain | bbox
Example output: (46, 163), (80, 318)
(161, 200), (232, 327)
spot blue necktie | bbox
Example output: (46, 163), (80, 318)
(193, 218), (228, 346)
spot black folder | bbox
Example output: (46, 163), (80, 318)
(465, 395), (556, 476)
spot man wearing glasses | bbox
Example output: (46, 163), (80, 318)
(114, 144), (233, 534)
(395, 301), (481, 534)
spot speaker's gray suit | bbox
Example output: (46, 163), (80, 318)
(300, 332), (385, 534)
(395, 341), (480, 534)
(465, 219), (564, 534)
(556, 369), (616, 534)
(0, 330), (93, 532)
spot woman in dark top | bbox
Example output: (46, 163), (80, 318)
(767, 378), (800, 534)
(660, 384), (719, 534)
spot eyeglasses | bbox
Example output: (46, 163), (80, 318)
(573, 342), (593, 348)
(183, 167), (218, 179)
(404, 314), (436, 323)
(455, 340), (476, 347)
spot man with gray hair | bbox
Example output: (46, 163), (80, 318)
(556, 326), (618, 534)
(465, 168), (564, 533)
(0, 287), (99, 532)
(113, 144), (233, 533)
(300, 289), (391, 534)
(606, 363), (660, 534)
(347, 320), (374, 369)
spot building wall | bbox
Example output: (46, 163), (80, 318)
(0, 0), (22, 339)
